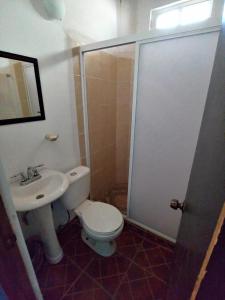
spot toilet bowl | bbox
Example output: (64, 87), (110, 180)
(76, 200), (124, 256)
(61, 166), (124, 257)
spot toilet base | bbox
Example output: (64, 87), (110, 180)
(81, 229), (116, 257)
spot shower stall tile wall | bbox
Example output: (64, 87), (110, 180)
(74, 45), (135, 214)
(73, 47), (87, 166)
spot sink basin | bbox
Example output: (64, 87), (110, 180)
(10, 168), (69, 264)
(11, 169), (69, 212)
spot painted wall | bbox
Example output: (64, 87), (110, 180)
(119, 0), (175, 35)
(0, 0), (80, 178)
(0, 0), (120, 178)
(118, 0), (137, 36)
(0, 0), (119, 238)
(135, 0), (176, 33)
(64, 0), (120, 43)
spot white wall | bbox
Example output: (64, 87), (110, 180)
(0, 0), (120, 178)
(119, 0), (175, 35)
(135, 0), (176, 33)
(118, 0), (137, 36)
(0, 0), (80, 178)
(64, 0), (119, 43)
(0, 0), (119, 238)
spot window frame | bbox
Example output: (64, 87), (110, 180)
(149, 0), (214, 30)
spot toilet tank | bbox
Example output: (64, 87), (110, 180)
(61, 166), (90, 211)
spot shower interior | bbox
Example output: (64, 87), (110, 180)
(75, 44), (135, 214)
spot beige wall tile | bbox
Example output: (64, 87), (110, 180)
(116, 57), (134, 83)
(115, 56), (133, 186)
(117, 83), (133, 106)
(79, 133), (86, 160)
(100, 52), (117, 81)
(85, 52), (102, 78)
(81, 156), (87, 166)
(77, 104), (84, 135)
(74, 75), (82, 107)
(72, 47), (81, 76)
(79, 45), (135, 202)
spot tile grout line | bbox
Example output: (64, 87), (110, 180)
(65, 253), (123, 299)
(117, 239), (170, 289)
(55, 219), (173, 299)
(60, 255), (95, 299)
(81, 265), (114, 299)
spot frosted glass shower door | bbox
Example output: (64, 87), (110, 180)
(130, 31), (219, 240)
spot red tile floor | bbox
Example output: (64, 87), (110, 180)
(36, 218), (174, 300)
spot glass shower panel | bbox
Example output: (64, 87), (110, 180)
(84, 44), (135, 214)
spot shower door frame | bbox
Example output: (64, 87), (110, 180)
(79, 18), (223, 220)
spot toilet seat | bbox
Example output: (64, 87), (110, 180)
(81, 201), (123, 236)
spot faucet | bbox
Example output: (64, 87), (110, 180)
(11, 164), (44, 186)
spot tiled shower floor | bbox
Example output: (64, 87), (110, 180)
(37, 219), (174, 300)
(109, 192), (127, 215)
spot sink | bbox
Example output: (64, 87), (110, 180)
(11, 169), (69, 212)
(10, 169), (69, 264)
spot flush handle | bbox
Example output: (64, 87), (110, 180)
(170, 199), (185, 212)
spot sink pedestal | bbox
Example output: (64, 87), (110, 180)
(34, 204), (63, 264)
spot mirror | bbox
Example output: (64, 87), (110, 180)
(0, 51), (45, 125)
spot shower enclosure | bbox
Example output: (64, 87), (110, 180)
(73, 22), (220, 241)
(83, 45), (135, 214)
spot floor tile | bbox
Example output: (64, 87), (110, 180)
(94, 288), (112, 300)
(133, 251), (151, 270)
(114, 281), (133, 300)
(117, 229), (143, 248)
(100, 256), (120, 278)
(63, 290), (93, 300)
(98, 274), (123, 295)
(67, 273), (99, 294)
(36, 219), (174, 300)
(86, 257), (102, 278)
(145, 248), (166, 267)
(159, 247), (174, 264)
(127, 263), (147, 281)
(142, 239), (158, 250)
(151, 264), (170, 283)
(38, 256), (79, 289)
(130, 278), (154, 300)
(117, 244), (138, 259)
(115, 254), (131, 273)
(42, 286), (66, 300)
(148, 276), (167, 299)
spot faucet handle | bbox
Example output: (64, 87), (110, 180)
(33, 164), (44, 169)
(29, 164), (45, 176)
(10, 172), (27, 181)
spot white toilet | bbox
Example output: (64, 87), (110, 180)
(61, 166), (124, 257)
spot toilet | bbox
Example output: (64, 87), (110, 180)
(61, 166), (124, 257)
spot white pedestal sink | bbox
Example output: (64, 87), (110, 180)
(10, 169), (69, 264)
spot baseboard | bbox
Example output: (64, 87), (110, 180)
(123, 215), (176, 244)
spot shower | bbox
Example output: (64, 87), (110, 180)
(74, 44), (135, 215)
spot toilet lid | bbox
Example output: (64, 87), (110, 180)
(81, 202), (123, 234)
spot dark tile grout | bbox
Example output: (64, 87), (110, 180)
(38, 219), (173, 300)
(61, 256), (96, 299)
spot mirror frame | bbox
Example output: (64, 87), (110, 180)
(0, 51), (45, 125)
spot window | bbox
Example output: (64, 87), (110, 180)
(150, 0), (213, 30)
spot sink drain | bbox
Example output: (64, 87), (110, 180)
(36, 194), (44, 200)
